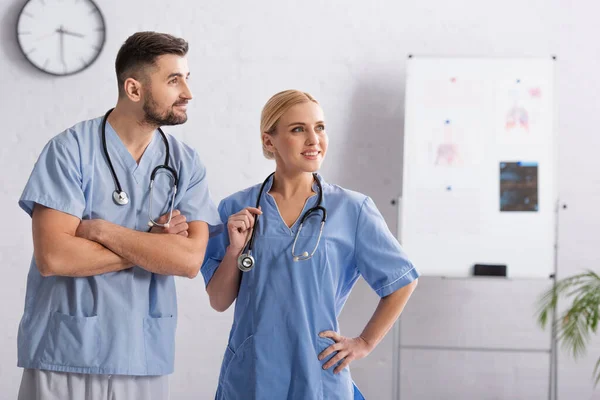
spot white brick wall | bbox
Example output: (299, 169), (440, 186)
(1, 0), (598, 398)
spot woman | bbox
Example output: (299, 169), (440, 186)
(201, 90), (419, 399)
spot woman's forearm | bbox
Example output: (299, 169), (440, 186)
(206, 246), (243, 312)
(359, 280), (418, 350)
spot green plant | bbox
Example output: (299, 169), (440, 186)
(537, 270), (600, 385)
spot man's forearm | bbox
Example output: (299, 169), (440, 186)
(89, 220), (206, 278)
(36, 233), (133, 277)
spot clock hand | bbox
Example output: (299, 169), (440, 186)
(58, 26), (67, 70)
(34, 31), (58, 41)
(61, 29), (85, 39)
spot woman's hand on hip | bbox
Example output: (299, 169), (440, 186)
(318, 331), (372, 374)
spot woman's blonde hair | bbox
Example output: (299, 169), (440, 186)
(260, 90), (319, 159)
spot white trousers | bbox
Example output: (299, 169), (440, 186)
(17, 369), (169, 400)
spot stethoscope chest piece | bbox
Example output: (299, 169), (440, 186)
(113, 190), (129, 206)
(102, 107), (176, 217)
(237, 253), (255, 272)
(237, 172), (326, 272)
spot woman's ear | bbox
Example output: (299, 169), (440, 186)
(262, 132), (276, 155)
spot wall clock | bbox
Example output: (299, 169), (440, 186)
(16, 0), (106, 76)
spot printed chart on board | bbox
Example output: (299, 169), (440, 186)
(400, 57), (556, 278)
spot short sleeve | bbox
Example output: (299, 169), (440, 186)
(177, 152), (223, 236)
(200, 199), (231, 287)
(355, 197), (419, 297)
(19, 138), (86, 219)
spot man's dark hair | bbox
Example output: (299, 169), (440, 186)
(115, 32), (189, 96)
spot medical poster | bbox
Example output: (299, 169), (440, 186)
(494, 79), (548, 141)
(420, 76), (486, 109)
(416, 115), (487, 173)
(499, 161), (539, 212)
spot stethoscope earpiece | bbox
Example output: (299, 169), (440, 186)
(293, 251), (310, 262)
(148, 218), (171, 229)
(147, 220), (170, 229)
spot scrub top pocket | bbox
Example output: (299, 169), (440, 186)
(143, 315), (176, 375)
(40, 311), (101, 368)
(217, 335), (255, 400)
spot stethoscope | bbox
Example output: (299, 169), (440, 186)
(101, 108), (179, 228)
(237, 172), (327, 272)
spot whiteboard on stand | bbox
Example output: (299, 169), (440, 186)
(400, 56), (557, 278)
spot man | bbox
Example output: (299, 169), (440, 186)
(16, 32), (221, 399)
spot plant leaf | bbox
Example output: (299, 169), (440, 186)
(535, 271), (600, 386)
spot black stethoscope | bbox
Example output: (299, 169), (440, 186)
(237, 172), (327, 272)
(101, 108), (179, 228)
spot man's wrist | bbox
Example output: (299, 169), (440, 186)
(92, 219), (108, 243)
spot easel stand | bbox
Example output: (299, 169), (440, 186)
(393, 203), (559, 400)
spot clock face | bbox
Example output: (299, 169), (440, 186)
(16, 0), (106, 76)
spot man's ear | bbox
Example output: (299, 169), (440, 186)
(123, 77), (144, 103)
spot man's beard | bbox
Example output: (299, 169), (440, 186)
(143, 92), (188, 126)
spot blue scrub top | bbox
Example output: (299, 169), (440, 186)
(202, 174), (419, 400)
(17, 116), (222, 376)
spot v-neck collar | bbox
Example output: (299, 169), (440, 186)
(105, 121), (161, 179)
(262, 173), (326, 233)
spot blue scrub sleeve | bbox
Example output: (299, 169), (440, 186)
(200, 200), (231, 287)
(19, 138), (86, 219)
(355, 197), (419, 297)
(177, 152), (223, 236)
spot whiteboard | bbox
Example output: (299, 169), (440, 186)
(400, 57), (557, 278)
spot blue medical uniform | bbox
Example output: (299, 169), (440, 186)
(201, 174), (419, 399)
(17, 116), (222, 376)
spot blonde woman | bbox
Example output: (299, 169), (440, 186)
(202, 90), (418, 399)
